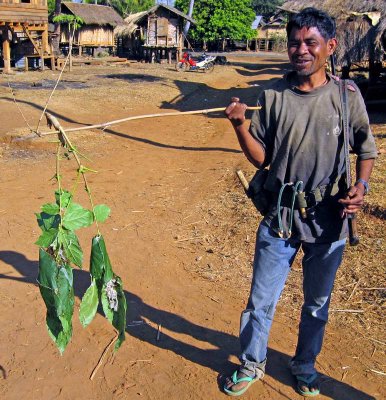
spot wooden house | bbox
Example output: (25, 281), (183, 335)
(0, 0), (51, 73)
(254, 16), (287, 52)
(116, 4), (195, 63)
(60, 3), (124, 55)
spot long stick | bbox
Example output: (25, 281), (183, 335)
(37, 106), (261, 137)
(339, 80), (359, 246)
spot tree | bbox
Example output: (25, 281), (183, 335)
(175, 0), (255, 45)
(251, 0), (284, 17)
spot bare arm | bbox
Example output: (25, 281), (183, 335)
(338, 158), (375, 214)
(225, 97), (266, 168)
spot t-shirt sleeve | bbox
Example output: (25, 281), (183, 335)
(349, 85), (378, 160)
(249, 91), (274, 166)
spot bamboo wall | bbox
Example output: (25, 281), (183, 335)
(61, 25), (115, 47)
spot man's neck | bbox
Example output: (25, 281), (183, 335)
(293, 70), (328, 92)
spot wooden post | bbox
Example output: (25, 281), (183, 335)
(42, 25), (49, 54)
(2, 28), (12, 74)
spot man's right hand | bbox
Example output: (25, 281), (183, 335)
(225, 97), (248, 127)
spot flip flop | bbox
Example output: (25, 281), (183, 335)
(223, 370), (258, 397)
(295, 373), (320, 397)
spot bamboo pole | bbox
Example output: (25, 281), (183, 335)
(38, 106), (261, 137)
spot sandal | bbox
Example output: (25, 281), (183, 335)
(223, 370), (258, 397)
(295, 373), (320, 397)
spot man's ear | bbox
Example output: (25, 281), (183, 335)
(327, 38), (338, 55)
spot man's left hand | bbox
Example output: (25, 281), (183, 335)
(338, 185), (365, 216)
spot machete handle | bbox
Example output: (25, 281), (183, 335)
(348, 215), (360, 246)
(236, 170), (249, 191)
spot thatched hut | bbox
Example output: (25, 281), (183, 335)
(115, 4), (195, 63)
(279, 1), (386, 79)
(60, 2), (124, 55)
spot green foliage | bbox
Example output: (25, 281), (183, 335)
(89, 235), (127, 350)
(38, 249), (74, 354)
(53, 14), (84, 29)
(47, 0), (56, 15)
(79, 279), (99, 327)
(251, 0), (284, 17)
(175, 0), (256, 41)
(35, 136), (126, 353)
(94, 204), (111, 223)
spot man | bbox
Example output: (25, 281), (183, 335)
(224, 7), (377, 397)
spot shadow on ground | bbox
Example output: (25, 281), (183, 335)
(0, 250), (376, 400)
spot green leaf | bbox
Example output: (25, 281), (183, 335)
(90, 235), (126, 350)
(41, 203), (60, 215)
(93, 204), (111, 223)
(35, 228), (58, 247)
(55, 189), (72, 208)
(63, 202), (93, 231)
(112, 276), (127, 350)
(90, 235), (113, 283)
(59, 229), (83, 268)
(36, 212), (60, 232)
(100, 276), (127, 350)
(79, 279), (99, 327)
(101, 287), (114, 323)
(38, 249), (74, 354)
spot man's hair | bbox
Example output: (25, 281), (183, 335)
(286, 7), (336, 41)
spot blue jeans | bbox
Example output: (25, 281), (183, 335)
(239, 220), (346, 378)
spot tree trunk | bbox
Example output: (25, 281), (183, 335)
(183, 0), (195, 37)
(52, 0), (62, 55)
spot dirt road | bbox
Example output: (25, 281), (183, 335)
(0, 54), (384, 399)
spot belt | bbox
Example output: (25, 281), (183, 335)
(274, 178), (342, 239)
(277, 180), (341, 209)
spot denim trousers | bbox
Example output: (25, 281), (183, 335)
(239, 220), (346, 378)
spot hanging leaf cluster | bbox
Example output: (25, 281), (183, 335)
(35, 116), (126, 354)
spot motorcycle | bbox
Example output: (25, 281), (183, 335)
(175, 52), (216, 73)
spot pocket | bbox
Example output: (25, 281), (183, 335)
(247, 169), (272, 216)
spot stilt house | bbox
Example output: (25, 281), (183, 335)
(116, 4), (196, 62)
(60, 3), (124, 55)
(0, 0), (51, 73)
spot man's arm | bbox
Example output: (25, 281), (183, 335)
(225, 97), (266, 168)
(338, 158), (375, 214)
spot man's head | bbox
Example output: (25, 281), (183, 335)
(286, 8), (337, 77)
(286, 7), (336, 41)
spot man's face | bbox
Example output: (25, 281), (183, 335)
(287, 26), (336, 76)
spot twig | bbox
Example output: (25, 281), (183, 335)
(37, 106), (261, 136)
(156, 324), (162, 341)
(347, 278), (361, 302)
(208, 296), (220, 303)
(368, 337), (386, 346)
(368, 369), (386, 376)
(6, 78), (34, 133)
(359, 287), (386, 291)
(175, 236), (203, 242)
(329, 309), (364, 313)
(89, 334), (118, 380)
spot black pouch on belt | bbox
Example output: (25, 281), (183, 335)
(246, 169), (272, 216)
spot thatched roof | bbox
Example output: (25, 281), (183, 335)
(61, 3), (124, 27)
(279, 0), (386, 64)
(115, 4), (196, 37)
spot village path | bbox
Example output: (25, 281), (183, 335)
(0, 54), (383, 400)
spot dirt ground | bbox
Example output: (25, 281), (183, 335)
(0, 54), (384, 400)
